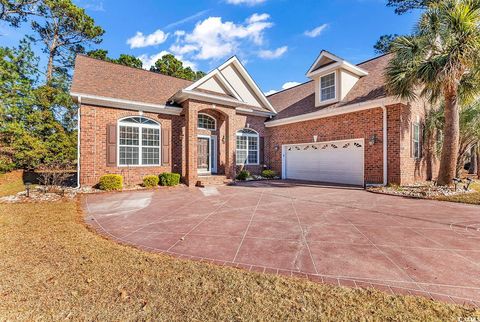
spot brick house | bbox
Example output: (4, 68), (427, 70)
(71, 50), (437, 187)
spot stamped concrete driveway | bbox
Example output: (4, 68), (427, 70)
(83, 181), (480, 306)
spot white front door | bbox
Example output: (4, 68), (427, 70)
(283, 139), (365, 186)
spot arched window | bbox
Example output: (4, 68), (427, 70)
(236, 128), (259, 165)
(198, 113), (216, 130)
(118, 116), (160, 166)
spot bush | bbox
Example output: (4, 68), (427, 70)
(261, 169), (276, 179)
(236, 170), (250, 181)
(0, 158), (15, 174)
(99, 174), (123, 191)
(143, 175), (159, 188)
(159, 172), (180, 186)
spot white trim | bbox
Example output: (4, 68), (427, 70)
(236, 128), (260, 165)
(197, 113), (216, 130)
(381, 104), (388, 186)
(76, 97), (81, 188)
(319, 72), (337, 103)
(211, 135), (217, 174)
(265, 97), (400, 128)
(185, 69), (243, 101)
(173, 89), (244, 106)
(117, 116), (161, 167)
(306, 50), (368, 78)
(281, 138), (365, 186)
(70, 92), (182, 115)
(197, 134), (212, 174)
(235, 107), (274, 117)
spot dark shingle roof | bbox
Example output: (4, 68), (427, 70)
(267, 54), (392, 121)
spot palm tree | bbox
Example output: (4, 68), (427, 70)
(385, 0), (480, 185)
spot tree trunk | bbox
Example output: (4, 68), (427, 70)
(46, 50), (54, 84)
(469, 145), (477, 174)
(477, 146), (480, 179)
(437, 91), (460, 185)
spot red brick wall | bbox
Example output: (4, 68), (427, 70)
(79, 104), (183, 186)
(265, 108), (385, 184)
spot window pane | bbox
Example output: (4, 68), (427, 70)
(320, 73), (335, 101)
(321, 73), (335, 87)
(119, 146), (139, 165)
(236, 136), (247, 149)
(142, 147), (160, 165)
(413, 124), (419, 141)
(248, 136), (258, 151)
(142, 128), (160, 146)
(198, 114), (215, 130)
(236, 150), (247, 165)
(119, 126), (139, 145)
(248, 151), (258, 164)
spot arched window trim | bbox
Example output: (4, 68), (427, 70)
(197, 113), (216, 130)
(117, 116), (161, 167)
(236, 128), (259, 165)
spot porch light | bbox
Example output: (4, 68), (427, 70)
(222, 135), (225, 144)
(274, 145), (279, 151)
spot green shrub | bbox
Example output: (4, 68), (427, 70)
(236, 170), (250, 181)
(0, 157), (15, 174)
(261, 169), (276, 179)
(98, 174), (123, 191)
(159, 172), (180, 186)
(143, 175), (159, 188)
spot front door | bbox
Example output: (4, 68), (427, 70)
(197, 137), (210, 173)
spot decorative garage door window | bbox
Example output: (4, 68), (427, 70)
(236, 129), (259, 165)
(118, 117), (160, 166)
(198, 113), (216, 130)
(286, 142), (363, 151)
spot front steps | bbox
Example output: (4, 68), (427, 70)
(196, 175), (233, 186)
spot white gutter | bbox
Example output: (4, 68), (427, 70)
(381, 103), (388, 186)
(70, 92), (183, 115)
(76, 96), (81, 188)
(265, 97), (398, 128)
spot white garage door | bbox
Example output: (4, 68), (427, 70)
(283, 139), (364, 186)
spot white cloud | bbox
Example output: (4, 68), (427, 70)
(170, 13), (273, 60)
(246, 13), (270, 24)
(138, 51), (197, 71)
(304, 24), (328, 38)
(226, 0), (267, 5)
(281, 81), (300, 89)
(258, 46), (288, 59)
(264, 81), (301, 96)
(127, 29), (169, 48)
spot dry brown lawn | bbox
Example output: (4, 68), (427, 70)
(436, 181), (480, 205)
(0, 170), (25, 197)
(0, 201), (479, 321)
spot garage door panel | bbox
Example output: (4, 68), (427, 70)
(284, 139), (364, 186)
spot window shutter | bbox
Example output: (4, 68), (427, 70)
(162, 127), (170, 165)
(106, 124), (117, 167)
(259, 136), (265, 164)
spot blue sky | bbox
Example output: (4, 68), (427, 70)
(0, 0), (421, 94)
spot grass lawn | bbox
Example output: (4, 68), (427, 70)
(0, 171), (25, 197)
(0, 201), (479, 320)
(436, 181), (480, 205)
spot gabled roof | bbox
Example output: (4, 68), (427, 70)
(306, 50), (369, 78)
(71, 55), (192, 106)
(268, 53), (392, 122)
(175, 56), (276, 114)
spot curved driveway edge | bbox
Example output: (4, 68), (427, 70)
(82, 181), (480, 307)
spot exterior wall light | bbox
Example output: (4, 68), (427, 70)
(369, 134), (378, 146)
(313, 135), (318, 142)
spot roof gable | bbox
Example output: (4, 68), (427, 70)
(306, 50), (369, 79)
(185, 56), (276, 113)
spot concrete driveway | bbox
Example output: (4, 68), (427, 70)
(82, 181), (480, 306)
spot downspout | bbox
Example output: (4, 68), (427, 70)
(76, 96), (81, 188)
(382, 103), (388, 186)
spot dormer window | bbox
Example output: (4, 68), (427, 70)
(320, 72), (336, 102)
